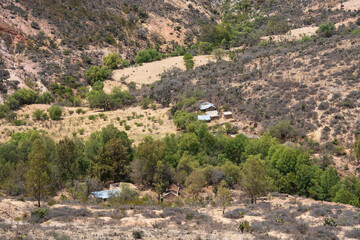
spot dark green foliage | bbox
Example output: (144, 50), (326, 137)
(85, 65), (112, 85)
(87, 87), (134, 111)
(134, 48), (162, 64)
(318, 21), (335, 38)
(268, 120), (298, 142)
(103, 53), (121, 70)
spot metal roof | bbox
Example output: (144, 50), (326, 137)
(223, 111), (232, 115)
(199, 102), (216, 111)
(91, 189), (120, 199)
(198, 115), (211, 121)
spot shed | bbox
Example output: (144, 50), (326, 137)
(206, 110), (219, 120)
(198, 115), (211, 122)
(200, 102), (217, 111)
(91, 189), (120, 200)
(223, 111), (233, 119)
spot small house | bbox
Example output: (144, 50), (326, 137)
(200, 102), (217, 112)
(223, 111), (233, 119)
(198, 115), (211, 122)
(206, 110), (219, 120)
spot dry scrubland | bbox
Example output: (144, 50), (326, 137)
(0, 105), (176, 144)
(1, 192), (360, 239)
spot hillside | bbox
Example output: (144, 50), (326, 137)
(0, 0), (360, 239)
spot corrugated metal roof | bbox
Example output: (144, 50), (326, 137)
(223, 111), (232, 115)
(200, 102), (216, 111)
(198, 115), (211, 121)
(91, 189), (120, 199)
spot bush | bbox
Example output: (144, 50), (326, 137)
(224, 208), (245, 219)
(36, 92), (54, 104)
(239, 220), (250, 233)
(134, 49), (162, 64)
(318, 21), (335, 38)
(33, 109), (48, 121)
(121, 60), (130, 68)
(345, 228), (360, 239)
(198, 42), (213, 54)
(48, 105), (62, 120)
(132, 231), (143, 239)
(103, 53), (121, 69)
(31, 208), (49, 218)
(85, 65), (112, 85)
(324, 218), (338, 227)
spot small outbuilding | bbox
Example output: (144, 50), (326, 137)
(206, 110), (219, 120)
(200, 102), (217, 112)
(223, 111), (233, 119)
(198, 115), (211, 122)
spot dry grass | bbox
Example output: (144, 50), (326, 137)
(0, 104), (176, 144)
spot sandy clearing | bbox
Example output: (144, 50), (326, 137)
(0, 104), (176, 144)
(334, 0), (360, 10)
(111, 55), (218, 87)
(262, 26), (318, 42)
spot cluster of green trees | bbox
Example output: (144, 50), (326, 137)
(86, 53), (130, 85)
(134, 48), (162, 64)
(87, 81), (134, 111)
(0, 88), (57, 122)
(1, 118), (360, 208)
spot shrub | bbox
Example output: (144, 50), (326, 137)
(103, 53), (121, 69)
(48, 105), (62, 120)
(299, 36), (313, 43)
(238, 220), (250, 233)
(134, 49), (162, 64)
(257, 40), (268, 47)
(318, 21), (335, 37)
(353, 29), (360, 35)
(345, 228), (360, 239)
(33, 109), (48, 121)
(13, 119), (26, 126)
(132, 231), (143, 239)
(32, 208), (49, 219)
(85, 65), (112, 85)
(224, 208), (245, 219)
(324, 218), (338, 227)
(198, 42), (213, 54)
(36, 92), (54, 104)
(121, 60), (130, 68)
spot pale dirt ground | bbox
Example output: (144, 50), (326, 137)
(110, 55), (220, 88)
(262, 26), (319, 42)
(0, 104), (176, 144)
(0, 190), (359, 240)
(334, 0), (360, 10)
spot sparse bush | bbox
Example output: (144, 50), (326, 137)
(132, 230), (143, 239)
(85, 65), (112, 85)
(324, 218), (338, 227)
(238, 220), (250, 233)
(48, 105), (62, 120)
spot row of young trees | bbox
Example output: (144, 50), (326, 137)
(1, 119), (360, 208)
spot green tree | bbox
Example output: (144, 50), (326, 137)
(130, 137), (165, 186)
(225, 134), (249, 164)
(153, 160), (172, 199)
(103, 53), (121, 69)
(216, 180), (233, 214)
(55, 138), (83, 183)
(85, 65), (112, 85)
(95, 137), (131, 182)
(25, 140), (51, 207)
(318, 21), (335, 38)
(198, 42), (213, 54)
(185, 169), (205, 196)
(48, 105), (62, 120)
(240, 155), (268, 204)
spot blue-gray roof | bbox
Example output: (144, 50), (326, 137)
(91, 189), (120, 199)
(200, 102), (216, 111)
(198, 115), (211, 121)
